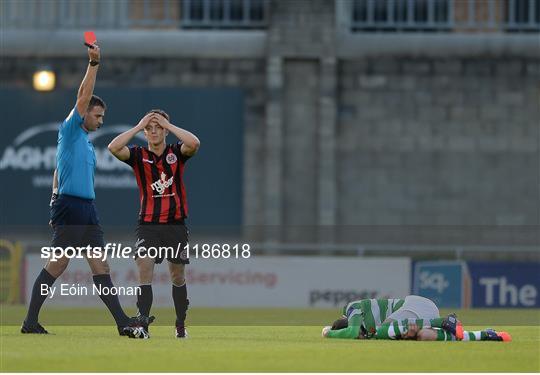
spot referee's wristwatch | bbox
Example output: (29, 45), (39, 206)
(89, 60), (100, 66)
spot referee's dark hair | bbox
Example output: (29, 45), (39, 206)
(88, 95), (107, 111)
(147, 109), (170, 121)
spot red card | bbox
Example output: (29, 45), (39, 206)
(84, 31), (97, 47)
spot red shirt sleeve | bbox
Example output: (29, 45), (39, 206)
(170, 142), (192, 162)
(123, 145), (142, 167)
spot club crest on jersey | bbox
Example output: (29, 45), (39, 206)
(151, 172), (174, 194)
(166, 153), (177, 164)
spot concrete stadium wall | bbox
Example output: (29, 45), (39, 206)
(1, 0), (538, 231)
(337, 57), (539, 225)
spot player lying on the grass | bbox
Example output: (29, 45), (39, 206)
(321, 295), (511, 341)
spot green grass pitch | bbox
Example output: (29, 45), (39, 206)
(1, 306), (539, 372)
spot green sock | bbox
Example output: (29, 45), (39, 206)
(436, 329), (455, 341)
(462, 330), (487, 341)
(429, 318), (444, 328)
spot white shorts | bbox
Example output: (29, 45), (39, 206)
(386, 295), (440, 321)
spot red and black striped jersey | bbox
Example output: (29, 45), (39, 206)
(123, 143), (190, 224)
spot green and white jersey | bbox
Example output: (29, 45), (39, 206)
(367, 298), (404, 336)
(326, 298), (405, 339)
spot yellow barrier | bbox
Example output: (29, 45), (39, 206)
(0, 239), (24, 304)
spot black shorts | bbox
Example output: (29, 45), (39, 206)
(50, 194), (104, 249)
(135, 223), (190, 265)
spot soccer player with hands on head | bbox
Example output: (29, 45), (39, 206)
(108, 109), (200, 339)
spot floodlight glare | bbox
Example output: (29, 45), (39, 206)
(33, 70), (56, 91)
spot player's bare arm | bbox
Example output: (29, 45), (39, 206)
(49, 169), (58, 206)
(51, 169), (58, 194)
(48, 169), (59, 226)
(153, 114), (200, 156)
(75, 44), (100, 117)
(108, 113), (155, 161)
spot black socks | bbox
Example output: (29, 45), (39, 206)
(24, 268), (56, 326)
(136, 284), (153, 317)
(172, 283), (189, 326)
(92, 274), (130, 327)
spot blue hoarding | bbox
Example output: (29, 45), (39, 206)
(413, 261), (471, 308)
(469, 262), (540, 308)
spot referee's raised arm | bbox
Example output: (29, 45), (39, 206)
(21, 37), (141, 337)
(75, 43), (101, 117)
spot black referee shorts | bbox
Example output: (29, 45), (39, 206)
(134, 222), (190, 265)
(49, 194), (105, 249)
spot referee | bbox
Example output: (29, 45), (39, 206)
(21, 42), (136, 337)
(108, 110), (200, 338)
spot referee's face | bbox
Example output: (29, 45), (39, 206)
(84, 105), (105, 132)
